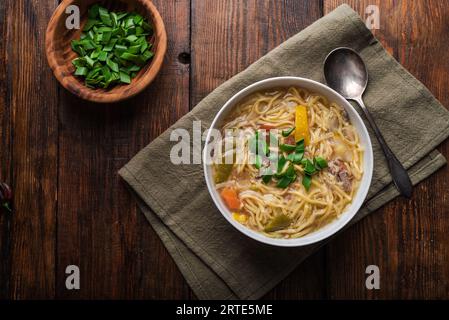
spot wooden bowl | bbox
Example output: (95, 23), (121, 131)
(45, 0), (167, 103)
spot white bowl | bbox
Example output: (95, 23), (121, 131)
(203, 77), (373, 247)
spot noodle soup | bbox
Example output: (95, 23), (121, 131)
(212, 87), (364, 239)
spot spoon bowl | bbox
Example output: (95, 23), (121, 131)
(324, 47), (368, 99)
(324, 47), (413, 198)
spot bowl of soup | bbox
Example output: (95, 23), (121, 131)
(203, 77), (373, 247)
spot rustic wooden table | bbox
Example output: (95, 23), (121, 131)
(0, 0), (448, 299)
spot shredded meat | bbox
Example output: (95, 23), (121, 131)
(284, 135), (295, 145)
(328, 159), (352, 192)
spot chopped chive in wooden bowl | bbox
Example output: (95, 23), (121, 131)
(71, 4), (155, 89)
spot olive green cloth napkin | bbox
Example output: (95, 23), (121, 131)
(119, 4), (449, 300)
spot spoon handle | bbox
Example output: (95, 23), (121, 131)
(354, 97), (413, 198)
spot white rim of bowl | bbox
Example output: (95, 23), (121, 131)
(203, 76), (373, 247)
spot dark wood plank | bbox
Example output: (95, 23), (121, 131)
(4, 0), (59, 299)
(324, 0), (449, 299)
(0, 0), (12, 300)
(191, 0), (325, 299)
(56, 0), (193, 299)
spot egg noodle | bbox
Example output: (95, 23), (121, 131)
(213, 87), (364, 238)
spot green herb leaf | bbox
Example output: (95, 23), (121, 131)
(285, 164), (296, 178)
(74, 67), (88, 76)
(287, 152), (303, 164)
(295, 139), (305, 152)
(140, 41), (149, 53)
(126, 65), (141, 72)
(142, 21), (152, 31)
(303, 159), (316, 175)
(98, 51), (108, 61)
(84, 19), (98, 31)
(302, 174), (312, 191)
(101, 65), (111, 81)
(116, 12), (128, 20)
(72, 57), (86, 67)
(98, 7), (112, 26)
(70, 5), (154, 89)
(277, 155), (287, 174)
(314, 157), (328, 169)
(111, 12), (118, 26)
(84, 56), (95, 67)
(125, 34), (138, 43)
(103, 39), (117, 52)
(120, 52), (144, 64)
(275, 164), (297, 188)
(282, 127), (295, 137)
(280, 144), (296, 152)
(119, 71), (131, 84)
(262, 174), (272, 184)
(106, 58), (119, 72)
(276, 175), (293, 189)
(141, 50), (154, 61)
(102, 31), (112, 44)
(133, 14), (144, 25)
(128, 44), (142, 54)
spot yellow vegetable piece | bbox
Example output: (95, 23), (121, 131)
(295, 105), (310, 145)
(232, 212), (248, 224)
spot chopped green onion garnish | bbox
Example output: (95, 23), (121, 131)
(262, 174), (272, 184)
(314, 157), (328, 169)
(276, 175), (293, 189)
(295, 139), (305, 152)
(70, 5), (154, 89)
(303, 159), (316, 175)
(280, 144), (296, 152)
(277, 155), (287, 174)
(74, 67), (88, 76)
(302, 174), (312, 191)
(119, 71), (131, 84)
(286, 152), (303, 164)
(282, 127), (295, 137)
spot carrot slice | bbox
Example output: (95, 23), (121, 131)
(221, 188), (241, 210)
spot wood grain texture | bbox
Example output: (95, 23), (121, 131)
(56, 0), (192, 299)
(5, 0), (59, 299)
(324, 0), (449, 299)
(191, 0), (325, 299)
(0, 0), (12, 299)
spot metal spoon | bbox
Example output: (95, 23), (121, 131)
(324, 47), (412, 198)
